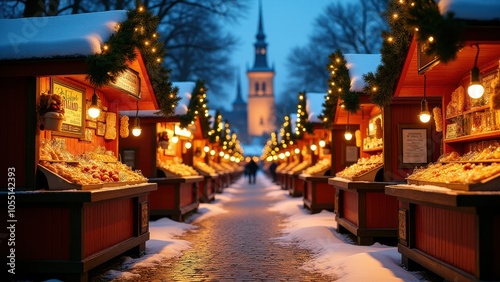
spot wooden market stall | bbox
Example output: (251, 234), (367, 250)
(383, 7), (500, 280)
(299, 92), (335, 212)
(327, 54), (401, 245)
(120, 81), (204, 222)
(0, 10), (169, 281)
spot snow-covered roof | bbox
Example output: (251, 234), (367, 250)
(306, 92), (326, 123)
(0, 10), (126, 60)
(344, 54), (381, 92)
(438, 0), (500, 21)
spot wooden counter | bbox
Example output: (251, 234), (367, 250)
(300, 174), (334, 213)
(287, 171), (304, 197)
(328, 177), (399, 245)
(385, 184), (500, 282)
(0, 183), (156, 282)
(198, 173), (218, 203)
(148, 176), (202, 221)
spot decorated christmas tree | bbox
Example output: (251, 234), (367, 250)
(295, 91), (313, 139)
(86, 0), (179, 116)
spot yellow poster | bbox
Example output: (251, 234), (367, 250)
(52, 79), (84, 136)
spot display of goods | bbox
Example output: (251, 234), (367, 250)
(39, 160), (146, 185)
(104, 112), (117, 140)
(195, 162), (217, 174)
(81, 148), (118, 162)
(408, 162), (500, 184)
(335, 154), (383, 178)
(277, 160), (300, 173)
(275, 162), (288, 171)
(39, 139), (76, 161)
(433, 107), (443, 132)
(438, 144), (500, 162)
(157, 160), (199, 177)
(303, 158), (331, 175)
(119, 115), (129, 138)
(290, 161), (311, 173)
(219, 162), (236, 172)
(363, 136), (383, 150)
(209, 161), (229, 173)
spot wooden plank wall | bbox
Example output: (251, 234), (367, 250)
(2, 77), (34, 189)
(342, 190), (359, 226)
(365, 192), (398, 228)
(83, 198), (133, 257)
(17, 207), (71, 260)
(415, 205), (476, 275)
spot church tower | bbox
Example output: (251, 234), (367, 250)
(231, 73), (248, 142)
(247, 0), (275, 137)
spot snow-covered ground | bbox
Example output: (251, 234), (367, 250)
(89, 173), (431, 281)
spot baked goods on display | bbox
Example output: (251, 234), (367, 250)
(38, 143), (147, 189)
(335, 154), (383, 179)
(119, 115), (129, 138)
(104, 112), (117, 140)
(407, 162), (500, 185)
(39, 160), (146, 186)
(433, 107), (443, 132)
(438, 143), (500, 162)
(157, 159), (199, 177)
(209, 161), (229, 173)
(39, 139), (76, 162)
(277, 160), (300, 173)
(303, 158), (331, 176)
(363, 136), (383, 150)
(219, 162), (236, 173)
(275, 162), (288, 172)
(289, 161), (311, 174)
(80, 146), (118, 162)
(195, 162), (217, 175)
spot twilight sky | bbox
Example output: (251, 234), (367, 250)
(221, 0), (332, 109)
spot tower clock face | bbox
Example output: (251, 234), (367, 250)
(257, 48), (266, 54)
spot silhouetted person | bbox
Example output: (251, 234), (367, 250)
(246, 159), (258, 184)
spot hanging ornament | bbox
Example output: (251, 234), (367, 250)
(433, 107), (443, 132)
(120, 115), (129, 138)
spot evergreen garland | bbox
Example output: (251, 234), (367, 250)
(295, 91), (313, 139)
(86, 0), (180, 117)
(208, 110), (223, 144)
(179, 80), (211, 135)
(363, 0), (412, 108)
(319, 50), (360, 128)
(404, 0), (464, 64)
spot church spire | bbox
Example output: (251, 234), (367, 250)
(233, 70), (245, 105)
(252, 0), (271, 70)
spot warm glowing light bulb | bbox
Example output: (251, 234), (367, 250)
(132, 127), (141, 137)
(185, 141), (192, 149)
(210, 150), (215, 156)
(285, 151), (291, 157)
(468, 84), (484, 99)
(294, 148), (300, 154)
(319, 140), (326, 148)
(344, 131), (353, 141)
(419, 111), (431, 123)
(219, 151), (225, 157)
(88, 107), (100, 118)
(204, 146), (210, 152)
(310, 144), (318, 151)
(171, 135), (179, 144)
